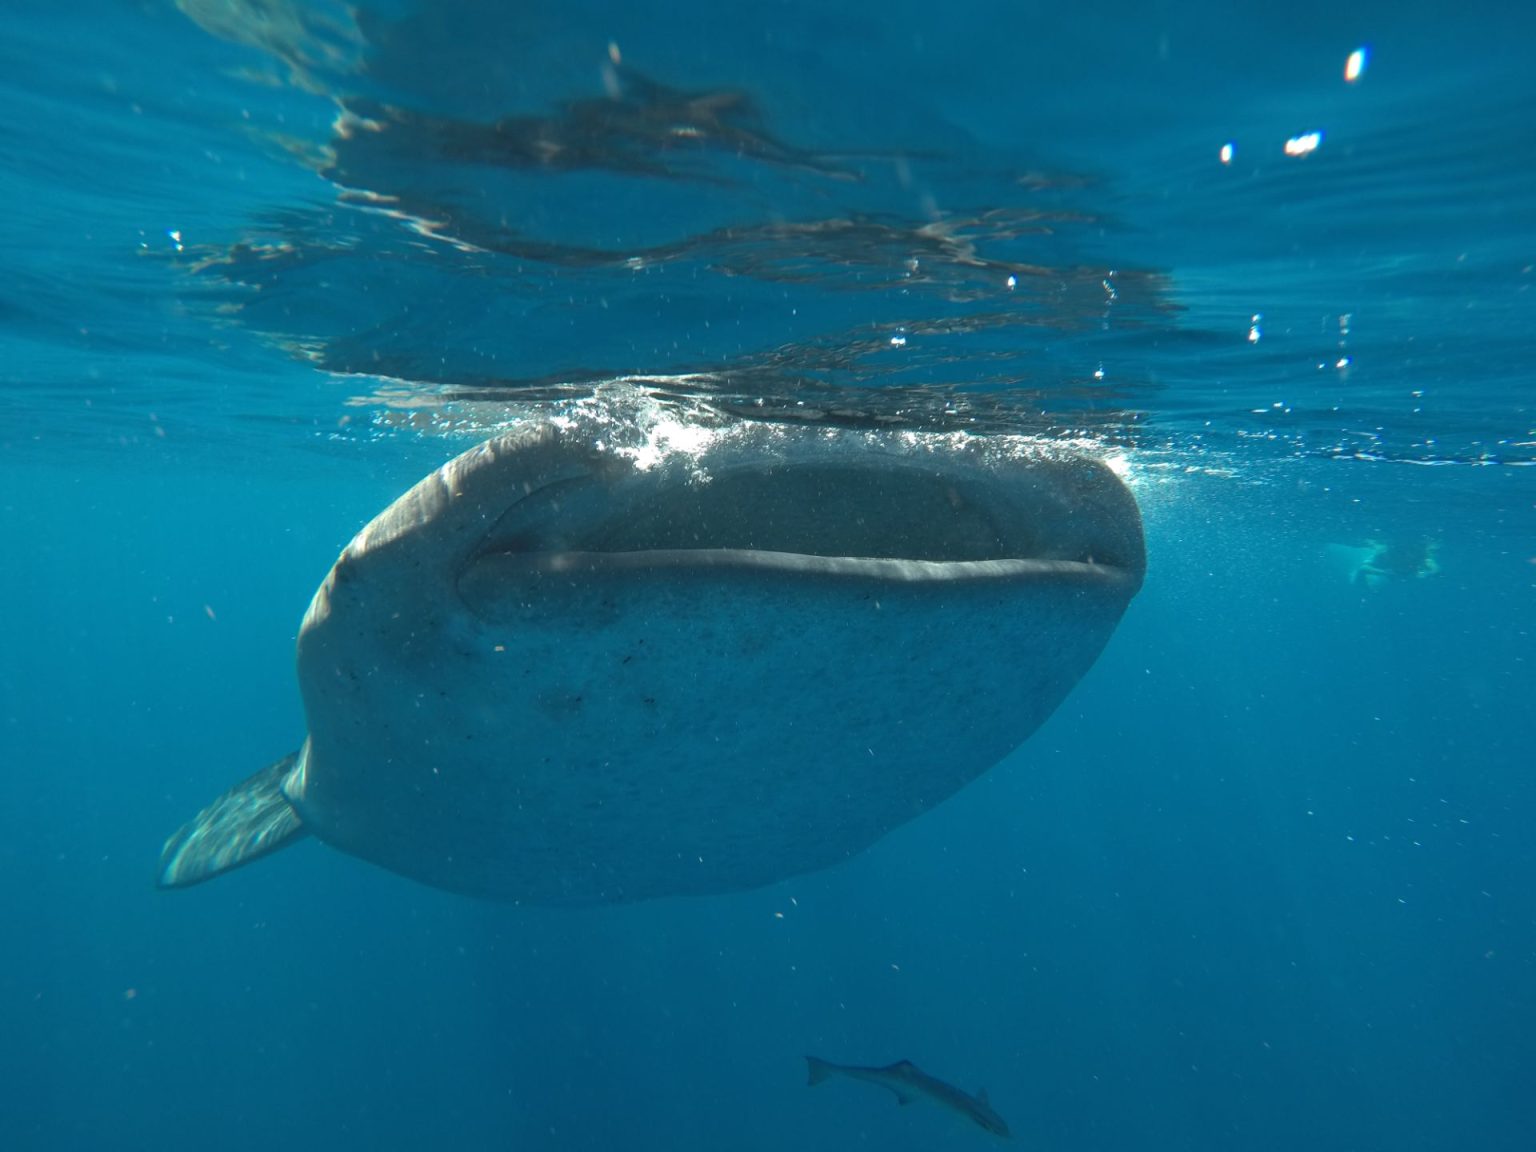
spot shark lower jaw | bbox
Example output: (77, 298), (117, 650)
(454, 542), (1141, 629)
(451, 543), (1142, 635)
(464, 548), (1139, 587)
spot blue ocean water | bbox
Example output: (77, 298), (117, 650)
(2, 1), (1533, 1149)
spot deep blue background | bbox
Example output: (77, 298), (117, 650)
(2, 2), (1533, 1150)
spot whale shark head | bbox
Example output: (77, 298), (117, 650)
(160, 408), (1144, 903)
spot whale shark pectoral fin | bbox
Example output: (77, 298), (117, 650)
(157, 752), (309, 889)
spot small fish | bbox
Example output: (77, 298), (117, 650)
(805, 1055), (1011, 1138)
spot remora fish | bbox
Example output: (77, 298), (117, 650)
(806, 1055), (1011, 1137)
(157, 403), (1144, 903)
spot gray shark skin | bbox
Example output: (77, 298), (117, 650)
(806, 1055), (1011, 1137)
(158, 404), (1144, 903)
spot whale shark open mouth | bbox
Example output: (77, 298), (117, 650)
(463, 458), (1145, 599)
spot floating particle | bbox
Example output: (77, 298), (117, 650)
(1284, 131), (1322, 157)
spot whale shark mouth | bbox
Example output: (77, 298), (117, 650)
(465, 458), (1146, 592)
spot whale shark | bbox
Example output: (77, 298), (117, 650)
(157, 404), (1144, 903)
(806, 1055), (1011, 1137)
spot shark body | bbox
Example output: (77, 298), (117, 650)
(156, 401), (1144, 904)
(806, 1055), (1011, 1137)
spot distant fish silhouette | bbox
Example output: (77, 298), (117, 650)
(806, 1055), (1011, 1138)
(1352, 536), (1440, 586)
(1324, 537), (1441, 589)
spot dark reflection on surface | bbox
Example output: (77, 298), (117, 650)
(163, 0), (1536, 467)
(327, 63), (860, 187)
(178, 0), (1175, 440)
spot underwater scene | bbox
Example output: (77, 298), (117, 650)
(2, 2), (1532, 1150)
